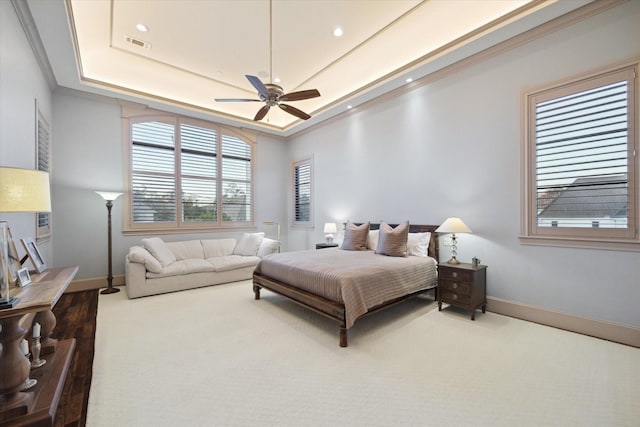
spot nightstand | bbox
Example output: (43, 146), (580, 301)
(315, 243), (338, 249)
(438, 263), (487, 320)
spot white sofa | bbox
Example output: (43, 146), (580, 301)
(125, 233), (278, 298)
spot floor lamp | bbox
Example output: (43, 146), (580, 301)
(96, 192), (122, 294)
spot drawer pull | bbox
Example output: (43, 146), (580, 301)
(452, 272), (458, 278)
(452, 294), (458, 300)
(452, 282), (458, 289)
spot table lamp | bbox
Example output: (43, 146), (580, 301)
(0, 167), (52, 309)
(324, 222), (337, 243)
(436, 217), (472, 264)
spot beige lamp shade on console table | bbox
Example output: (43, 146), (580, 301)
(0, 266), (78, 425)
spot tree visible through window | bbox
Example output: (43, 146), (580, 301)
(126, 112), (254, 231)
(521, 64), (638, 249)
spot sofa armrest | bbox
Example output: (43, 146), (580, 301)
(125, 256), (147, 299)
(127, 245), (163, 273)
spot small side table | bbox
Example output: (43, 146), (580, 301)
(316, 243), (338, 249)
(438, 262), (487, 320)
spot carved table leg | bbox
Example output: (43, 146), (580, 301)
(0, 316), (34, 420)
(35, 310), (57, 355)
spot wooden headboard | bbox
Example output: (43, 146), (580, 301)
(350, 223), (440, 261)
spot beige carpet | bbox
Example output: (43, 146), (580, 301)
(88, 281), (639, 426)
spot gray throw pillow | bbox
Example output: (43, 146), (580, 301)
(341, 221), (370, 251)
(376, 221), (409, 257)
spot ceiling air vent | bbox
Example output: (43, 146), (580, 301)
(124, 36), (151, 50)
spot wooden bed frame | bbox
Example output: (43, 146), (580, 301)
(253, 224), (439, 347)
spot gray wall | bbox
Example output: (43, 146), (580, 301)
(287, 2), (640, 328)
(0, 1), (53, 263)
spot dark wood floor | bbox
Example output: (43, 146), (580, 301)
(50, 289), (98, 427)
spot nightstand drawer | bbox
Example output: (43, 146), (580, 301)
(438, 268), (473, 281)
(440, 292), (470, 305)
(439, 279), (471, 296)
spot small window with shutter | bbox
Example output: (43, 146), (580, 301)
(292, 157), (313, 228)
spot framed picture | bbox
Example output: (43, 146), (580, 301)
(17, 268), (31, 287)
(21, 237), (47, 273)
(6, 227), (22, 283)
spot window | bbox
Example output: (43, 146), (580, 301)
(124, 109), (255, 232)
(521, 63), (638, 250)
(36, 102), (51, 240)
(292, 157), (313, 227)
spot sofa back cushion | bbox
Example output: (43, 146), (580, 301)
(166, 240), (204, 260)
(202, 238), (237, 258)
(142, 237), (176, 267)
(257, 238), (279, 257)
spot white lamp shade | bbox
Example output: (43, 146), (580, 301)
(436, 217), (472, 234)
(324, 222), (338, 234)
(0, 167), (51, 212)
(96, 191), (123, 201)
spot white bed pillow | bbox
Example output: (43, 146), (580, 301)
(367, 230), (379, 250)
(407, 232), (431, 257)
(141, 237), (176, 267)
(233, 232), (265, 256)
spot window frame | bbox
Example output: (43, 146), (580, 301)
(520, 61), (639, 251)
(291, 156), (314, 229)
(35, 100), (51, 241)
(122, 107), (256, 234)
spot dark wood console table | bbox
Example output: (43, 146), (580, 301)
(0, 266), (78, 426)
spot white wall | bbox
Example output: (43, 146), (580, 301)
(51, 90), (289, 280)
(287, 2), (640, 328)
(0, 1), (53, 264)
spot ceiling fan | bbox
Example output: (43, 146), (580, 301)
(215, 75), (321, 121)
(214, 0), (320, 122)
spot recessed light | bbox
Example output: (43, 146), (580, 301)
(347, 105), (353, 109)
(333, 27), (343, 37)
(405, 77), (413, 83)
(274, 77), (281, 83)
(136, 23), (149, 32)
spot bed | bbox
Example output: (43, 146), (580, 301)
(252, 223), (440, 347)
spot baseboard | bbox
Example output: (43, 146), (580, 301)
(487, 297), (640, 348)
(66, 275), (126, 293)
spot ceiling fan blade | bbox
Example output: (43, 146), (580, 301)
(254, 105), (270, 121)
(246, 75), (270, 99)
(279, 104), (311, 120)
(214, 98), (261, 102)
(279, 89), (321, 102)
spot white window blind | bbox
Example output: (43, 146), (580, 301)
(535, 79), (629, 229)
(128, 114), (254, 231)
(293, 159), (312, 225)
(36, 106), (51, 239)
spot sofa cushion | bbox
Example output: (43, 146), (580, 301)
(233, 232), (265, 256)
(202, 238), (237, 258)
(166, 240), (204, 260)
(207, 255), (260, 272)
(146, 259), (215, 279)
(128, 246), (163, 273)
(142, 237), (176, 267)
(257, 238), (279, 257)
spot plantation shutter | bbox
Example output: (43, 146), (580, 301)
(535, 73), (630, 229)
(294, 161), (311, 223)
(221, 134), (252, 222)
(131, 121), (176, 223)
(181, 124), (217, 222)
(36, 110), (51, 238)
